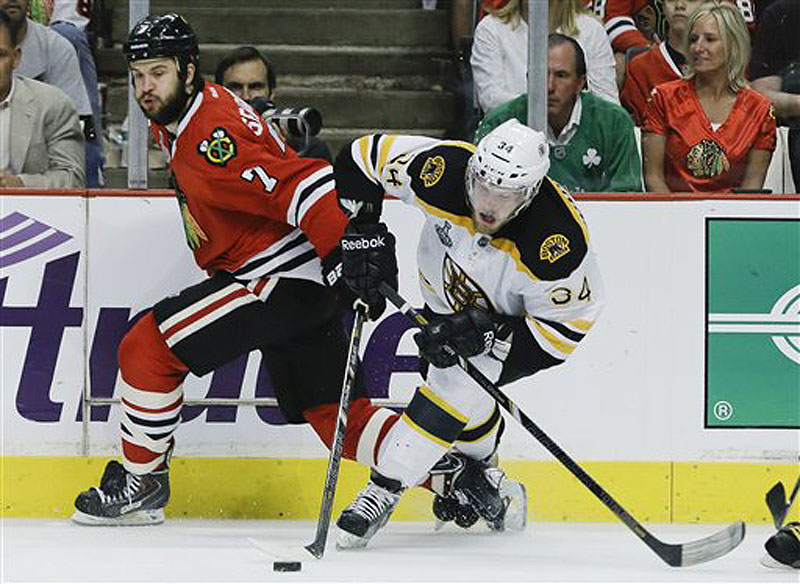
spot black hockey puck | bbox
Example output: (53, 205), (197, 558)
(273, 561), (302, 572)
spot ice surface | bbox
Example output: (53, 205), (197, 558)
(1, 518), (796, 582)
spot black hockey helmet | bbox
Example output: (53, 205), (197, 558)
(123, 13), (198, 63)
(765, 521), (800, 569)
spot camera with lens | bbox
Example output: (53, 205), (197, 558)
(248, 96), (323, 151)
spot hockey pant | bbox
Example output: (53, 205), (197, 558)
(117, 272), (399, 475)
(374, 352), (505, 488)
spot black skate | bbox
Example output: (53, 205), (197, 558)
(336, 472), (404, 549)
(72, 461), (170, 526)
(430, 452), (527, 532)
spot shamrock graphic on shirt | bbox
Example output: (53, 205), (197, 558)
(582, 148), (601, 168)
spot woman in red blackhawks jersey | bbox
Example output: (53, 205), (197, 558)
(71, 13), (405, 525)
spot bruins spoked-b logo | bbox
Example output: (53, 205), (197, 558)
(442, 253), (493, 313)
(198, 127), (237, 167)
(686, 139), (729, 178)
(539, 234), (570, 263)
(420, 155), (445, 188)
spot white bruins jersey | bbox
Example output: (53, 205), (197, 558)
(337, 134), (605, 380)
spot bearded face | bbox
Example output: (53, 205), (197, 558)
(130, 57), (194, 126)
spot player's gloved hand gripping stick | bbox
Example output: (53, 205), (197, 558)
(378, 282), (745, 567)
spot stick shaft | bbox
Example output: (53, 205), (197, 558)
(304, 301), (368, 559)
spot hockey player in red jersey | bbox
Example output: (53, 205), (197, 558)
(72, 13), (403, 525)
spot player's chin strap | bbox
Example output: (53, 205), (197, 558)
(305, 299), (369, 559)
(378, 282), (746, 568)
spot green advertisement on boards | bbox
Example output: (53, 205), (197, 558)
(706, 218), (799, 428)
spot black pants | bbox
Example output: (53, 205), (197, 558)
(152, 274), (365, 422)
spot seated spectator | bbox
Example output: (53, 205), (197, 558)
(749, 0), (800, 189)
(214, 46), (331, 162)
(586, 0), (653, 54)
(474, 33), (642, 192)
(622, 0), (701, 125)
(642, 2), (775, 193)
(471, 0), (618, 115)
(48, 1), (105, 187)
(0, 1), (93, 141)
(0, 9), (85, 188)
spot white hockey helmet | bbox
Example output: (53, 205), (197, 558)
(466, 119), (550, 216)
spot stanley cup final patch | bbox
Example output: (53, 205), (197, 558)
(198, 127), (237, 167)
(539, 234), (570, 263)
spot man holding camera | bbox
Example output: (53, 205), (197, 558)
(71, 13), (402, 525)
(214, 45), (331, 161)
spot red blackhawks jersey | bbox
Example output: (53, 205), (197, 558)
(150, 83), (346, 283)
(642, 78), (776, 193)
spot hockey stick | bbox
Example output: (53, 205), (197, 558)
(378, 282), (745, 567)
(766, 475), (800, 529)
(304, 300), (369, 559)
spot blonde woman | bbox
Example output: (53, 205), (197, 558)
(470, 0), (619, 112)
(642, 2), (775, 192)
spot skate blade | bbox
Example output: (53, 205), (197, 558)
(71, 508), (165, 526)
(502, 481), (528, 532)
(335, 530), (371, 550)
(760, 553), (798, 570)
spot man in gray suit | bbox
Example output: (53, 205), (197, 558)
(0, 9), (84, 188)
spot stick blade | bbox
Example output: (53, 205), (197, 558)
(766, 482), (788, 529)
(673, 521), (746, 567)
(247, 537), (315, 561)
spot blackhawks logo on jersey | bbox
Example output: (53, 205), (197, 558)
(442, 253), (493, 313)
(420, 155), (445, 188)
(686, 139), (730, 178)
(198, 127), (237, 167)
(175, 186), (209, 250)
(539, 234), (570, 263)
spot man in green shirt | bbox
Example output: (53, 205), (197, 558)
(474, 33), (642, 193)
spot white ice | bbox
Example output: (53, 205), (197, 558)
(1, 518), (796, 582)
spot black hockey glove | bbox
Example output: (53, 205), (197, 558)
(414, 308), (496, 369)
(340, 222), (398, 320)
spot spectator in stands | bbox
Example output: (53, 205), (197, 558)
(586, 0), (654, 55)
(642, 2), (775, 193)
(47, 1), (105, 187)
(214, 46), (331, 162)
(749, 0), (800, 190)
(0, 9), (85, 188)
(471, 0), (618, 115)
(622, 0), (701, 125)
(0, 1), (93, 133)
(474, 34), (641, 192)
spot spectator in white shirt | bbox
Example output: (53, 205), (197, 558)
(471, 0), (619, 113)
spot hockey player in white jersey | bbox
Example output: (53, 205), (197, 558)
(333, 119), (605, 548)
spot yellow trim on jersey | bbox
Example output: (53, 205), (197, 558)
(378, 135), (397, 174)
(568, 318), (594, 331)
(490, 237), (540, 282)
(414, 196), (476, 234)
(419, 269), (436, 294)
(531, 318), (577, 355)
(399, 412), (452, 448)
(436, 140), (476, 154)
(549, 178), (590, 244)
(418, 384), (468, 424)
(357, 136), (373, 179)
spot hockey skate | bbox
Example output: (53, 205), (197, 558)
(430, 451), (527, 532)
(72, 461), (170, 526)
(336, 472), (404, 549)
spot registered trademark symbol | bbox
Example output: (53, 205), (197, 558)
(713, 400), (733, 421)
